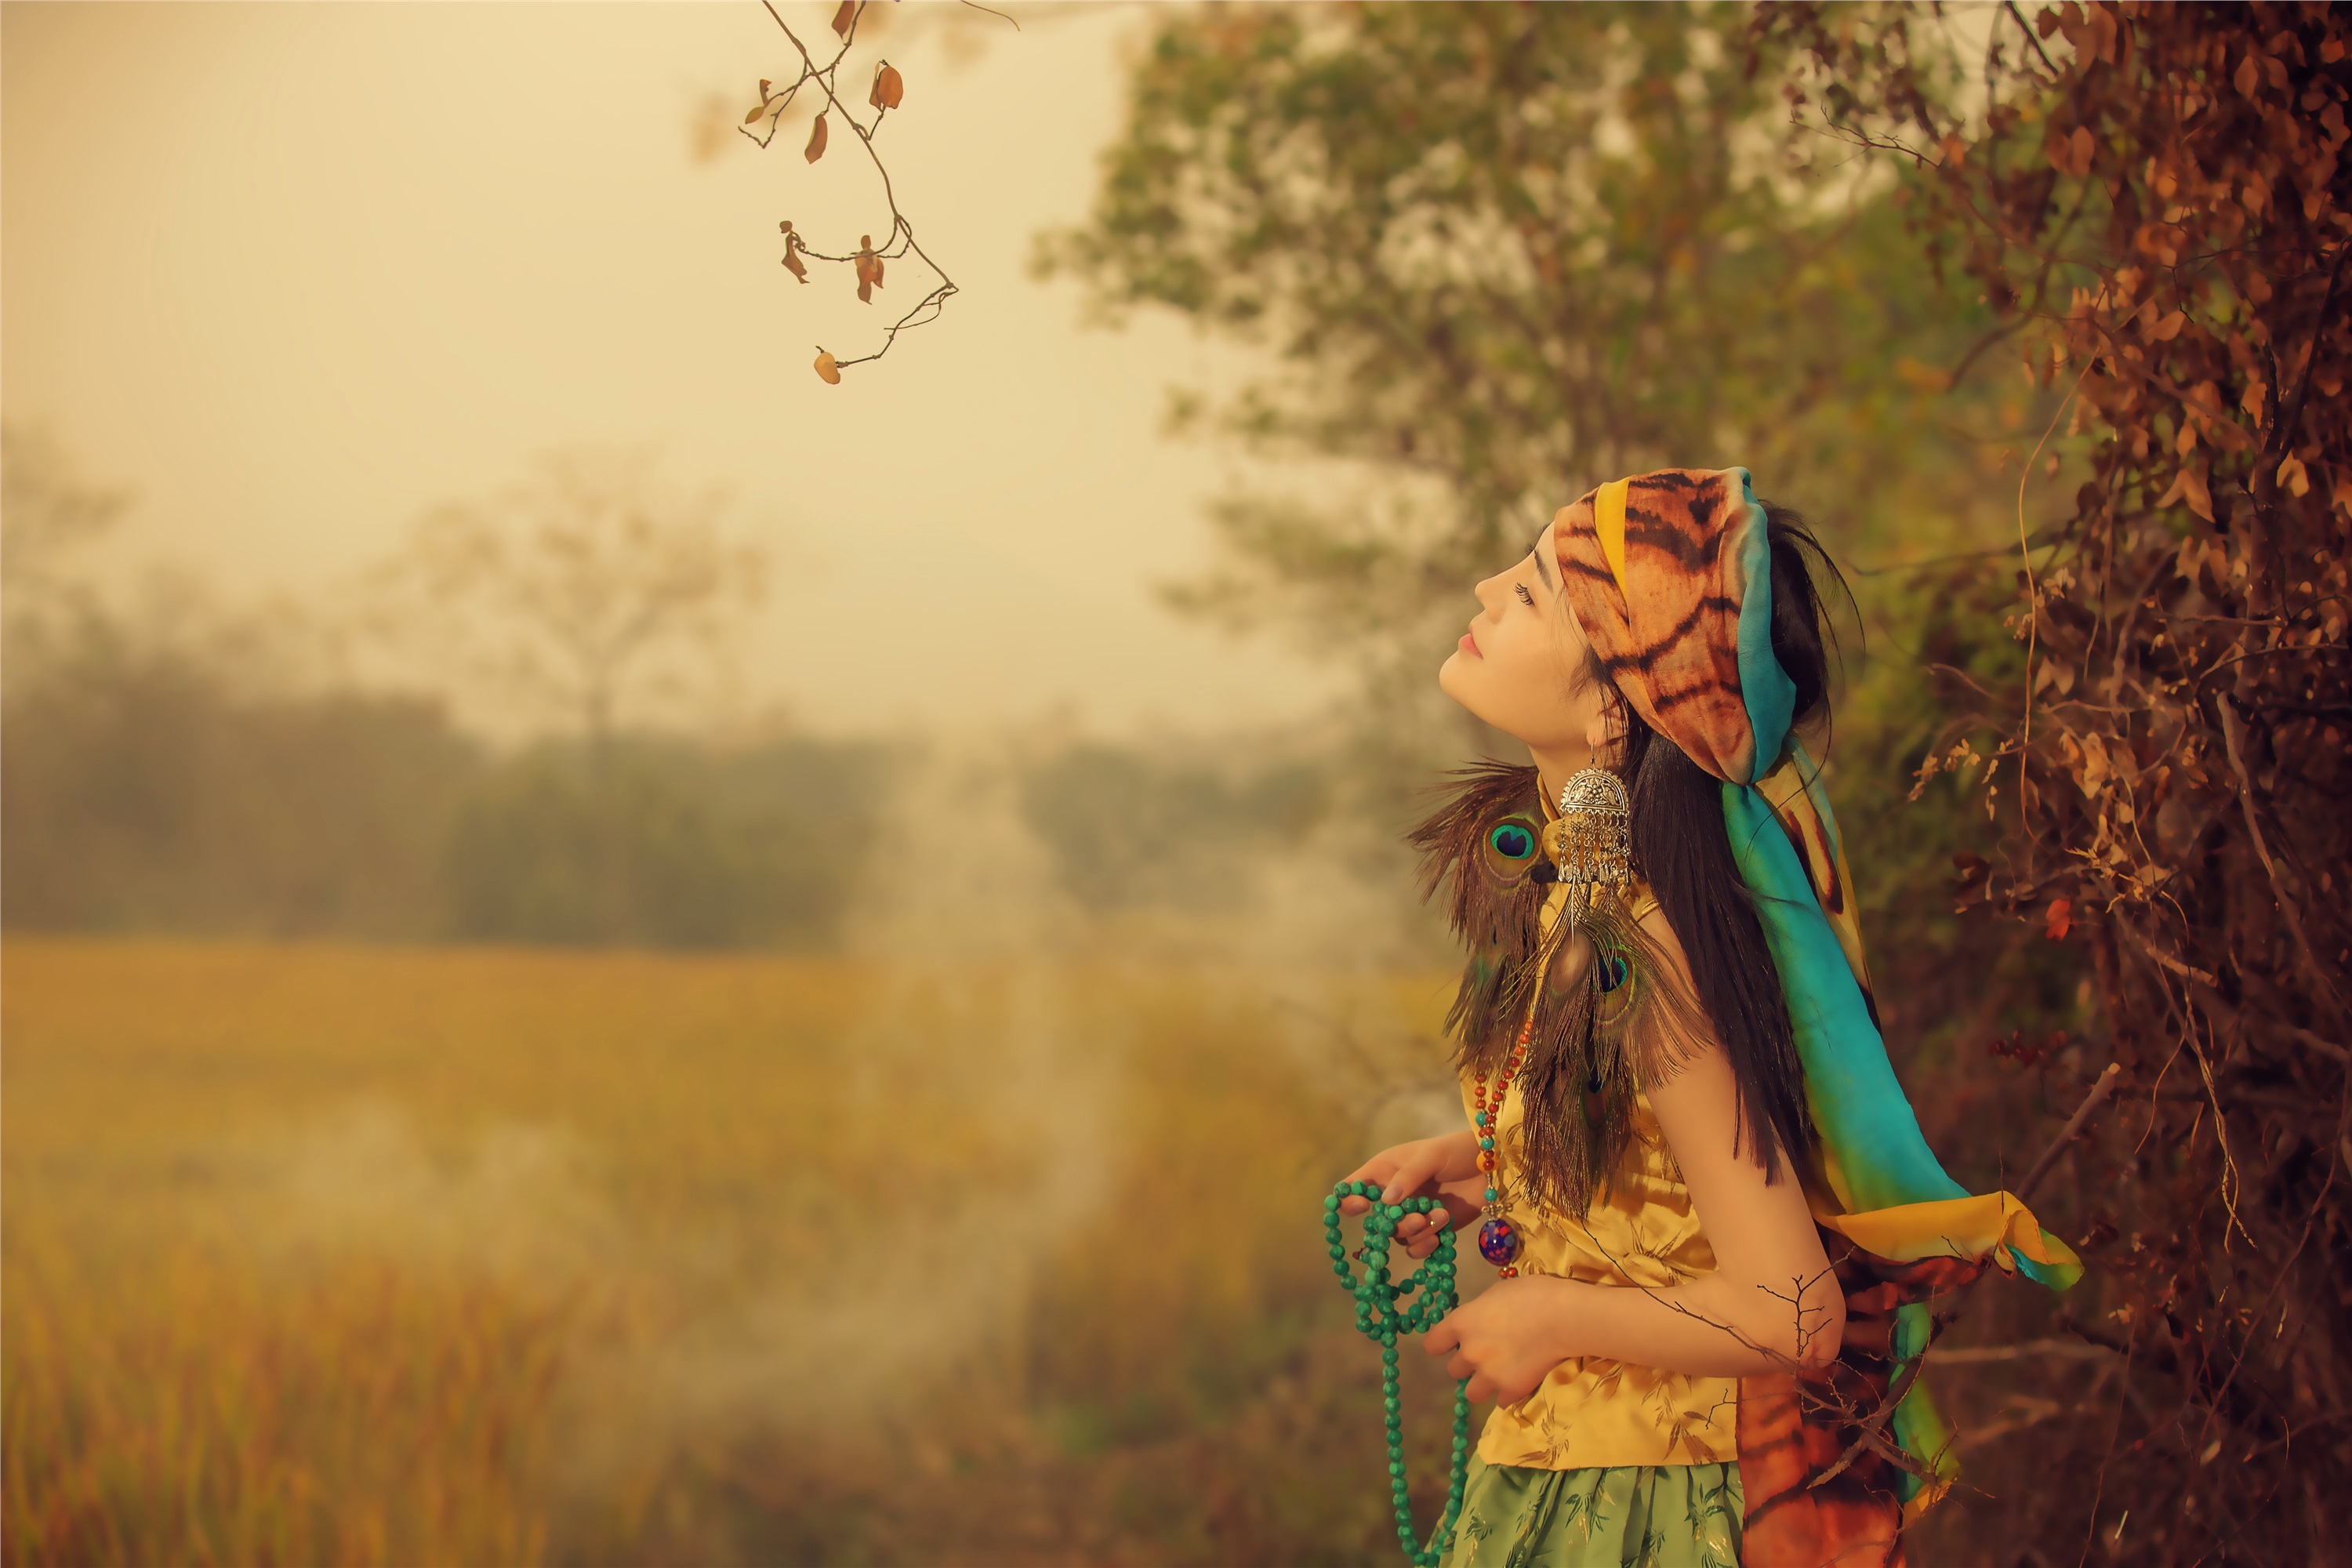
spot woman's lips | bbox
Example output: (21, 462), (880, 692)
(1458, 630), (1481, 657)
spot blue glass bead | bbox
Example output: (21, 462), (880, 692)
(1483, 1187), (1498, 1202)
(1478, 1137), (1494, 1150)
(1478, 1218), (1522, 1266)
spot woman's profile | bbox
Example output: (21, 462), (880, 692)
(1339, 467), (2081, 1566)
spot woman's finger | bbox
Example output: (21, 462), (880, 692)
(1424, 1316), (1462, 1357)
(1379, 1156), (1436, 1205)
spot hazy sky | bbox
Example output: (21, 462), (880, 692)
(2, 2), (1353, 736)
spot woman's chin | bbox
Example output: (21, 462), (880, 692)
(1437, 649), (1469, 699)
(1436, 655), (1489, 721)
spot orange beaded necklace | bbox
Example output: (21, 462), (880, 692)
(1469, 1011), (1536, 1277)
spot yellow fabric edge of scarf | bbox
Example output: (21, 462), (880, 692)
(1815, 1192), (2084, 1278)
(1593, 477), (1632, 596)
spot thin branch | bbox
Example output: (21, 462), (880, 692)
(2002, 0), (2060, 78)
(1929, 1337), (2116, 1364)
(2016, 1062), (2122, 1204)
(2216, 697), (2348, 1025)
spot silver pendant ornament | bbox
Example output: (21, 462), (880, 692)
(1544, 766), (1632, 931)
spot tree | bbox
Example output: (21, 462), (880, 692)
(1760, 2), (2350, 1558)
(1, 423), (130, 688)
(369, 449), (770, 748)
(1035, 0), (2045, 752)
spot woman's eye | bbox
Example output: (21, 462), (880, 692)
(1515, 583), (1536, 608)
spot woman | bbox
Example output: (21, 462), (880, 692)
(1340, 469), (2079, 1567)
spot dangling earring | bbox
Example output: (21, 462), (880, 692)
(1544, 766), (1631, 933)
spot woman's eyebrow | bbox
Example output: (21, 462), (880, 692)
(1528, 544), (1553, 590)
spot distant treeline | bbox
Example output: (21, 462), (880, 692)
(1, 647), (1338, 949)
(0, 647), (885, 948)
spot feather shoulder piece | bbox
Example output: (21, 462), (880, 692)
(1408, 762), (1711, 1219)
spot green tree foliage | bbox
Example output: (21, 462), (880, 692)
(1037, 0), (2036, 696)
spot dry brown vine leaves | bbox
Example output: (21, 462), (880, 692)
(742, 0), (999, 381)
(1759, 2), (2351, 1558)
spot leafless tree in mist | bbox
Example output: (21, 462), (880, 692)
(367, 449), (770, 748)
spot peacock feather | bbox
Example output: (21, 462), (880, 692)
(1410, 763), (1708, 1221)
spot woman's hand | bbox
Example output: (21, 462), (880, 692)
(1339, 1131), (1484, 1258)
(1423, 1276), (1577, 1405)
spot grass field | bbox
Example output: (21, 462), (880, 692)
(2, 937), (1478, 1566)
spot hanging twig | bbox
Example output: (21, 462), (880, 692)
(739, 0), (1009, 381)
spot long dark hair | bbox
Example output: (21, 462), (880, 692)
(1602, 503), (1849, 1178)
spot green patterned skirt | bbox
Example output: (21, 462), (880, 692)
(1432, 1456), (1744, 1568)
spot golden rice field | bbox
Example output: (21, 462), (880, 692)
(2, 938), (1479, 1567)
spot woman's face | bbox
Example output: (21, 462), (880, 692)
(1437, 516), (1610, 757)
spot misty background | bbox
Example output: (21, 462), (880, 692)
(3, 2), (1397, 953)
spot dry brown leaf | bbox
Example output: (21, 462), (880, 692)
(2181, 464), (2214, 521)
(804, 114), (829, 164)
(870, 63), (905, 111)
(832, 0), (857, 38)
(2045, 898), (2074, 941)
(814, 350), (840, 385)
(746, 101), (771, 125)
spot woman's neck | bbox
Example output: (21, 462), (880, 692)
(1528, 739), (1597, 811)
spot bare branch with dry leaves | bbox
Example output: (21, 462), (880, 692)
(739, 0), (1010, 382)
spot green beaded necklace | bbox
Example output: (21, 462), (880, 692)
(1323, 1180), (1472, 1566)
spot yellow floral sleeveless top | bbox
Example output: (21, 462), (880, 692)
(1455, 881), (1740, 1471)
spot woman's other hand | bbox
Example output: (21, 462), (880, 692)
(1339, 1130), (1483, 1258)
(1422, 1276), (1576, 1404)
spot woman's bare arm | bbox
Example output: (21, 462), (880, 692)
(1422, 909), (1843, 1403)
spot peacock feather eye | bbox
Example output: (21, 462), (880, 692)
(1476, 812), (1548, 888)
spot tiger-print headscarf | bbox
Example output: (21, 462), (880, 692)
(1550, 467), (2080, 1564)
